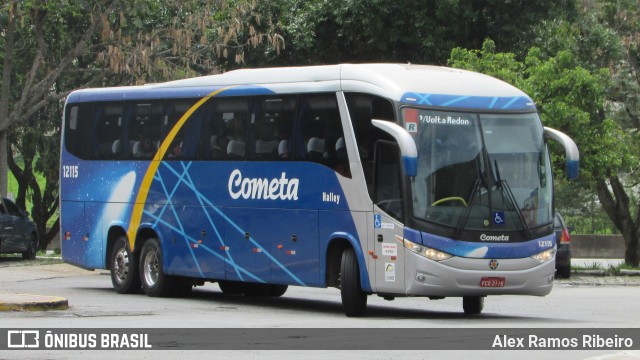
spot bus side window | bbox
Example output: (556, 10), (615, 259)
(345, 93), (395, 197)
(64, 103), (94, 159)
(250, 97), (295, 161)
(374, 141), (404, 222)
(127, 102), (163, 160)
(161, 99), (204, 160)
(297, 94), (349, 176)
(95, 104), (124, 160)
(207, 98), (249, 160)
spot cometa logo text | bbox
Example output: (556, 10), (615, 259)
(228, 169), (299, 201)
(480, 234), (510, 242)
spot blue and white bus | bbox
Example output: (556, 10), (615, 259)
(60, 64), (579, 316)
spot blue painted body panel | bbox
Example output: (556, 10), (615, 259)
(61, 155), (353, 287)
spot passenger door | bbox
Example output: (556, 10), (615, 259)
(372, 142), (406, 294)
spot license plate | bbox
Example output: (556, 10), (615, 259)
(480, 277), (505, 287)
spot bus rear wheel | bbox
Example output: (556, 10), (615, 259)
(110, 236), (140, 294)
(463, 296), (484, 315)
(340, 247), (367, 317)
(139, 238), (175, 297)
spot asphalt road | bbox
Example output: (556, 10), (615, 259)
(1, 257), (639, 359)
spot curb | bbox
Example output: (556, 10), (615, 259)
(619, 269), (640, 276)
(0, 293), (69, 312)
(573, 270), (607, 276)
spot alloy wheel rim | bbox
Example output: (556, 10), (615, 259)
(143, 249), (159, 287)
(113, 248), (129, 284)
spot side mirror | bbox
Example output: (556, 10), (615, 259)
(371, 119), (418, 177)
(544, 127), (580, 180)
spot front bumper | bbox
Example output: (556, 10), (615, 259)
(404, 250), (555, 297)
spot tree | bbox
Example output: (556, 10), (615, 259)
(8, 104), (60, 250)
(1, 0), (282, 250)
(275, 0), (574, 66)
(532, 0), (640, 266)
(449, 39), (638, 266)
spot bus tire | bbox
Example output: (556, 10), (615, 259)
(139, 238), (175, 297)
(110, 236), (140, 294)
(243, 283), (271, 296)
(340, 247), (367, 317)
(172, 278), (193, 298)
(267, 285), (288, 297)
(218, 280), (246, 295)
(463, 296), (484, 315)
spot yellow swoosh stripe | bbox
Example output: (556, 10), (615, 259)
(127, 86), (235, 250)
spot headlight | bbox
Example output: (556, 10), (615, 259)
(531, 248), (557, 263)
(404, 239), (452, 261)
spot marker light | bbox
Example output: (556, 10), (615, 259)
(404, 239), (452, 261)
(531, 248), (557, 263)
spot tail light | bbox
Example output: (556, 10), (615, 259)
(559, 228), (570, 244)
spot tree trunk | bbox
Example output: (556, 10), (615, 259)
(595, 177), (640, 266)
(0, 2), (17, 197)
(0, 131), (7, 197)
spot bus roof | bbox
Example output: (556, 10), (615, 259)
(66, 64), (535, 110)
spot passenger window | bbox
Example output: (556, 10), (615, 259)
(206, 98), (249, 160)
(95, 103), (124, 159)
(64, 103), (94, 159)
(250, 97), (295, 160)
(162, 99), (205, 160)
(127, 102), (163, 160)
(297, 94), (350, 177)
(374, 141), (404, 222)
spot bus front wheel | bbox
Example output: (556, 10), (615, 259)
(110, 236), (140, 294)
(340, 247), (367, 317)
(463, 296), (484, 315)
(139, 238), (174, 297)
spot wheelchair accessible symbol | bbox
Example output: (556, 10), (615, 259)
(493, 211), (506, 226)
(374, 214), (382, 229)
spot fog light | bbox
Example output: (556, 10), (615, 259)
(416, 273), (426, 283)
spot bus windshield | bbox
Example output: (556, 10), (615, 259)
(404, 108), (553, 235)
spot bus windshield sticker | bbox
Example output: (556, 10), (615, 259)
(419, 114), (472, 126)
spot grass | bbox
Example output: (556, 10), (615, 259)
(37, 249), (61, 257)
(571, 261), (640, 275)
(571, 261), (606, 271)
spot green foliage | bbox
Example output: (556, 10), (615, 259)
(554, 179), (619, 234)
(276, 0), (575, 65)
(449, 39), (634, 186)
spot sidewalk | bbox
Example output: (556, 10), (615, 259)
(0, 293), (68, 311)
(0, 259), (93, 312)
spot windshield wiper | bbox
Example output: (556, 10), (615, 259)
(494, 159), (531, 239)
(454, 179), (480, 239)
(453, 156), (491, 239)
